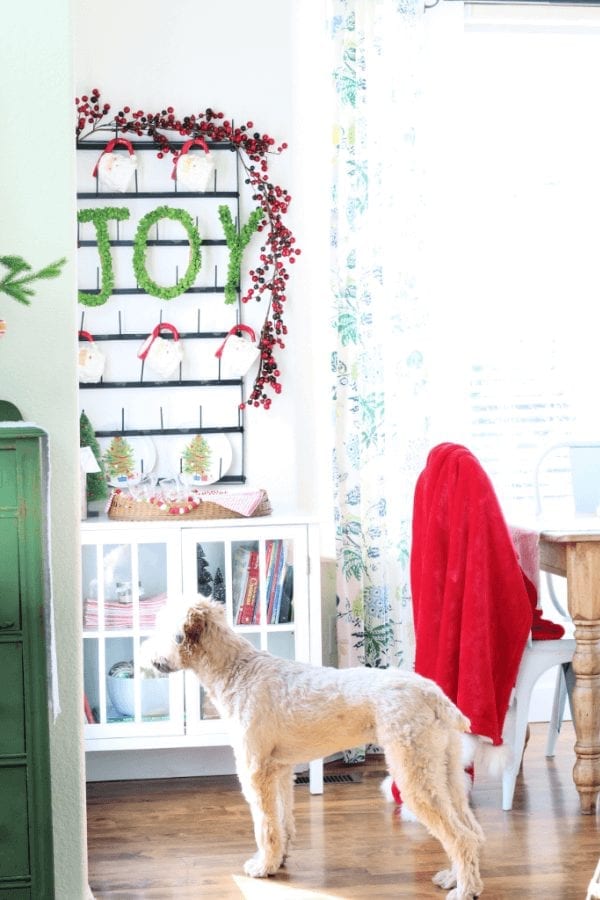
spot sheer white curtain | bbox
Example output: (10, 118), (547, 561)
(328, 0), (427, 677)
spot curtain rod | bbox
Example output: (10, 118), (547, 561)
(428, 0), (600, 7)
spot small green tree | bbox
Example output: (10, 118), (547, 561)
(196, 545), (214, 597)
(80, 412), (108, 500)
(103, 436), (135, 480)
(212, 567), (226, 604)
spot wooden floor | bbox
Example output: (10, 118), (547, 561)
(87, 723), (600, 899)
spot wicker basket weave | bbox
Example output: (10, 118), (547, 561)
(107, 489), (272, 521)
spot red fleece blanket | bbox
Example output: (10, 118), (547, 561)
(411, 443), (535, 746)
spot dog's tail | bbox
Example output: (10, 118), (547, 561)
(427, 683), (472, 735)
(428, 686), (514, 775)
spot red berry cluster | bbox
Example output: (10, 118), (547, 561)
(75, 89), (299, 410)
(75, 88), (111, 133)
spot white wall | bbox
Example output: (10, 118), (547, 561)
(0, 2), (88, 898)
(73, 0), (335, 545)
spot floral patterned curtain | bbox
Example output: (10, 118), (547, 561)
(328, 0), (427, 681)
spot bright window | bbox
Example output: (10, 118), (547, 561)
(422, 2), (600, 516)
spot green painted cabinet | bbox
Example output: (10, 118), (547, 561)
(0, 424), (54, 898)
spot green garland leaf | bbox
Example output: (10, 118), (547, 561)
(132, 205), (202, 300)
(0, 255), (66, 306)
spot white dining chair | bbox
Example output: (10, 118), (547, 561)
(497, 442), (599, 810)
(501, 639), (575, 810)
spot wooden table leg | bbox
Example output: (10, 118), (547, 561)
(567, 543), (600, 814)
(571, 619), (600, 813)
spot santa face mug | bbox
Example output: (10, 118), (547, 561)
(93, 137), (138, 192)
(171, 137), (215, 192)
(215, 324), (260, 379)
(138, 322), (183, 379)
(78, 330), (106, 383)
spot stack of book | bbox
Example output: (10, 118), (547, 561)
(233, 540), (293, 625)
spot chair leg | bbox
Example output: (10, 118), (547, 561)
(502, 691), (532, 811)
(565, 661), (575, 709)
(546, 664), (569, 758)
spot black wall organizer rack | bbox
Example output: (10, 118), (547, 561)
(77, 135), (250, 484)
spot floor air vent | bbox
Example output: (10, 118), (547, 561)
(295, 772), (361, 785)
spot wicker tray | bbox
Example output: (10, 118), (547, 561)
(107, 489), (272, 521)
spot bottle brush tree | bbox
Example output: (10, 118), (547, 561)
(80, 411), (108, 500)
(196, 544), (214, 597)
(212, 567), (226, 604)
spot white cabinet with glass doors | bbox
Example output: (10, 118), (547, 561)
(80, 517), (323, 788)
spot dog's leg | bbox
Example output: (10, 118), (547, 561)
(431, 734), (485, 896)
(276, 766), (296, 860)
(429, 734), (485, 893)
(384, 739), (484, 900)
(236, 759), (287, 877)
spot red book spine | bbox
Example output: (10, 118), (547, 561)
(238, 550), (259, 625)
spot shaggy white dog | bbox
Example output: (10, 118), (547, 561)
(141, 598), (484, 899)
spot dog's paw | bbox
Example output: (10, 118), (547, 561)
(446, 890), (482, 900)
(432, 868), (457, 889)
(449, 872), (484, 899)
(243, 854), (281, 878)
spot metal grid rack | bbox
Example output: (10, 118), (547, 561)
(77, 136), (249, 484)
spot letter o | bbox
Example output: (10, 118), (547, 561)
(133, 205), (202, 300)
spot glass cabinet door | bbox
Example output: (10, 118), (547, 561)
(231, 538), (295, 627)
(181, 524), (309, 736)
(81, 531), (184, 738)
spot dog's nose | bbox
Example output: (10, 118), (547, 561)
(153, 658), (174, 674)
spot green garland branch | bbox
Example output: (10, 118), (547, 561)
(76, 88), (300, 409)
(133, 206), (202, 300)
(0, 255), (66, 305)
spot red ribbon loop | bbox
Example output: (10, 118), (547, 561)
(138, 322), (180, 360)
(215, 324), (256, 359)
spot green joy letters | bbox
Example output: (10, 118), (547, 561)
(78, 204), (261, 307)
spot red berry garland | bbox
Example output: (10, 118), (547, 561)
(76, 89), (301, 410)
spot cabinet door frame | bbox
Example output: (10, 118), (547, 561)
(0, 434), (55, 896)
(81, 526), (185, 743)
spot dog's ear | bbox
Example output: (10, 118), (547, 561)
(182, 605), (208, 651)
(183, 608), (204, 648)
